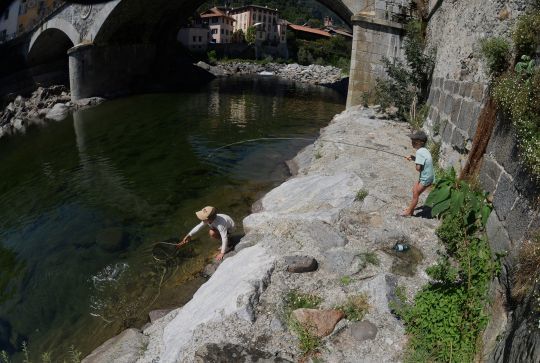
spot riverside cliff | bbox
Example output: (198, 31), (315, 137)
(82, 106), (441, 362)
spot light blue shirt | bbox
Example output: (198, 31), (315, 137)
(416, 147), (434, 186)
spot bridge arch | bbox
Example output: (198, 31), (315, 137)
(28, 17), (80, 56)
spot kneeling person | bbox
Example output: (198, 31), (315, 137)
(178, 206), (235, 261)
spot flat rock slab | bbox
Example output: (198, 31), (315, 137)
(82, 328), (147, 363)
(143, 245), (276, 363)
(284, 255), (318, 273)
(291, 308), (344, 337)
(243, 173), (363, 232)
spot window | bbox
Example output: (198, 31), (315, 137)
(193, 36), (196, 42)
(198, 36), (202, 42)
(221, 29), (224, 34)
(212, 18), (218, 23)
(212, 29), (217, 34)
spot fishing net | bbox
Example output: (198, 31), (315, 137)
(151, 237), (188, 264)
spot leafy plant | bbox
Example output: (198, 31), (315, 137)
(425, 167), (492, 227)
(515, 55), (536, 78)
(399, 173), (499, 362)
(354, 188), (369, 202)
(336, 294), (370, 321)
(480, 37), (511, 77)
(340, 275), (352, 285)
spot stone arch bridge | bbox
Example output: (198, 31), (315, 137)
(19, 0), (405, 107)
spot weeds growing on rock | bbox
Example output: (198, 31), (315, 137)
(357, 252), (380, 270)
(340, 276), (352, 285)
(289, 319), (322, 355)
(479, 37), (511, 77)
(283, 291), (324, 357)
(513, 231), (540, 303)
(354, 189), (369, 202)
(336, 294), (370, 321)
(283, 290), (322, 318)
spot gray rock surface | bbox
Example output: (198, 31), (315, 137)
(284, 255), (318, 273)
(82, 328), (147, 363)
(45, 103), (69, 121)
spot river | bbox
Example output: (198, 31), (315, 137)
(0, 76), (344, 361)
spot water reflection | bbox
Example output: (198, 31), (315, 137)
(0, 76), (344, 361)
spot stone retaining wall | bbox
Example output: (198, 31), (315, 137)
(424, 0), (539, 360)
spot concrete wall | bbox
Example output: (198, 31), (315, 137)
(346, 15), (403, 107)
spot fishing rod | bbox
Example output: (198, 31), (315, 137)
(208, 137), (408, 159)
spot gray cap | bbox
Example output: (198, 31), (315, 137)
(408, 130), (428, 142)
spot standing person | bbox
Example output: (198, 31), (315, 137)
(177, 206), (235, 261)
(401, 130), (434, 217)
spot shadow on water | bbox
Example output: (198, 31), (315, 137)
(0, 76), (345, 361)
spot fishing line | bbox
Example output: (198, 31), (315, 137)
(208, 137), (408, 159)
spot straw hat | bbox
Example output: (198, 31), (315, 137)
(196, 206), (217, 220)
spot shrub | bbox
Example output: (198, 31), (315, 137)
(512, 12), (540, 59)
(480, 37), (511, 77)
(373, 19), (434, 121)
(207, 50), (217, 64)
(492, 68), (540, 182)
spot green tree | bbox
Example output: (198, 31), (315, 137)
(307, 18), (322, 28)
(246, 26), (256, 45)
(232, 29), (245, 43)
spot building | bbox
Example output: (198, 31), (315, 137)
(18, 0), (61, 34)
(228, 5), (285, 45)
(0, 0), (20, 42)
(200, 7), (235, 44)
(287, 24), (331, 41)
(177, 16), (209, 52)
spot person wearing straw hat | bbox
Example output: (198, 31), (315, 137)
(400, 130), (434, 217)
(177, 206), (235, 261)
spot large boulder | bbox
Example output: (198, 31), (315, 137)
(45, 103), (69, 121)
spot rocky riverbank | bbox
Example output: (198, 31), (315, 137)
(197, 61), (347, 86)
(82, 106), (442, 363)
(0, 85), (105, 139)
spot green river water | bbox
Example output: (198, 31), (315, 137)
(0, 76), (344, 361)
